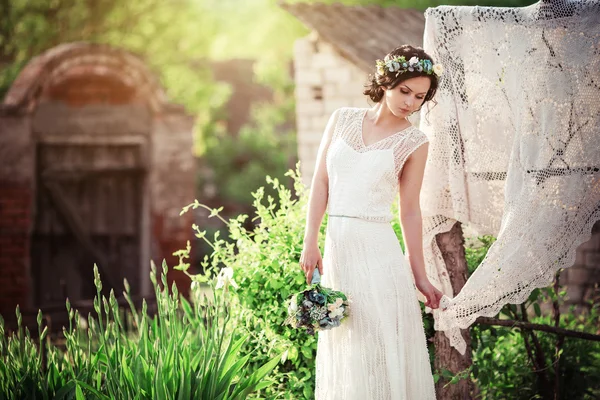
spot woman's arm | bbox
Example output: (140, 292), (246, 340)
(303, 109), (340, 243)
(300, 109), (340, 283)
(398, 142), (442, 308)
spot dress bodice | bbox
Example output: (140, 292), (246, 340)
(325, 107), (429, 223)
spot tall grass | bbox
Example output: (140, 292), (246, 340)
(0, 261), (281, 399)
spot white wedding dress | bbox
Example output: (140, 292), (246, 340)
(314, 107), (437, 400)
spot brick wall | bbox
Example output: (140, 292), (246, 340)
(559, 220), (600, 310)
(0, 183), (31, 314)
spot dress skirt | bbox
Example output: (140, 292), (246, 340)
(314, 215), (437, 400)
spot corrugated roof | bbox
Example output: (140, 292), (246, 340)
(280, 2), (425, 73)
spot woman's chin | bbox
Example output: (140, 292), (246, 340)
(391, 109), (409, 118)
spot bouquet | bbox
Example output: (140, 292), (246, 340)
(283, 269), (350, 335)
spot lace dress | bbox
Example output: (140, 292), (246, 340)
(314, 107), (436, 400)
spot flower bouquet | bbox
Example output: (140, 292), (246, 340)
(283, 269), (350, 335)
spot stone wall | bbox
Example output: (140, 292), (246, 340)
(293, 35), (369, 188)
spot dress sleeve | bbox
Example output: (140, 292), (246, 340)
(329, 107), (348, 142)
(394, 129), (430, 177)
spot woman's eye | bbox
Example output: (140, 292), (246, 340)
(401, 89), (409, 94)
(417, 96), (424, 100)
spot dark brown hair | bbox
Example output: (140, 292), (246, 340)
(363, 44), (439, 107)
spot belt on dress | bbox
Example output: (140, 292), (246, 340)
(328, 214), (391, 223)
(328, 214), (362, 219)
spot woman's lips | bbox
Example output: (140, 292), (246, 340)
(399, 108), (410, 113)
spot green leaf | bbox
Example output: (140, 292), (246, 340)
(75, 383), (85, 400)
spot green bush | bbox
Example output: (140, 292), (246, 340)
(0, 262), (281, 399)
(181, 164), (323, 399)
(463, 237), (600, 398)
(197, 101), (296, 207)
(471, 300), (600, 399)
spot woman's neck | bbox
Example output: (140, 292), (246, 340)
(369, 101), (408, 129)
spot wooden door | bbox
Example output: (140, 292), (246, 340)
(32, 143), (145, 306)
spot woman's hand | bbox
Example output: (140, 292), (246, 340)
(415, 277), (444, 309)
(300, 242), (324, 285)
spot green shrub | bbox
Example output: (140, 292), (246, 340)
(181, 164), (323, 399)
(471, 301), (600, 399)
(0, 262), (281, 399)
(197, 101), (296, 208)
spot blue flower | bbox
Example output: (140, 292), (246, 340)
(308, 290), (320, 303)
(314, 293), (326, 305)
(319, 317), (333, 328)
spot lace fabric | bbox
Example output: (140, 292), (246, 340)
(315, 107), (435, 399)
(418, 1), (600, 354)
(325, 107), (429, 223)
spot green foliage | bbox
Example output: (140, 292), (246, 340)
(198, 100), (297, 206)
(471, 300), (600, 399)
(0, 0), (219, 108)
(465, 235), (497, 275)
(182, 165), (322, 399)
(0, 262), (282, 399)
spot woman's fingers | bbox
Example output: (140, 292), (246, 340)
(305, 265), (315, 284)
(427, 289), (440, 309)
(317, 257), (324, 275)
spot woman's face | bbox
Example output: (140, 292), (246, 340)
(382, 76), (431, 118)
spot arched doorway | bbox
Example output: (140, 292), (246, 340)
(0, 42), (195, 313)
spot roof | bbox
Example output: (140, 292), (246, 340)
(280, 2), (425, 72)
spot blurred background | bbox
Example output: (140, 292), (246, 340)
(3, 2), (600, 399)
(7, 0), (586, 321)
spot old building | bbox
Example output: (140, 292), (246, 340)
(0, 42), (195, 316)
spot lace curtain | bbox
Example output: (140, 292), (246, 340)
(418, 0), (600, 354)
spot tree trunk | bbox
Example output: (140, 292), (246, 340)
(433, 221), (477, 399)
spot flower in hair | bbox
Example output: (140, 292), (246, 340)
(376, 55), (443, 77)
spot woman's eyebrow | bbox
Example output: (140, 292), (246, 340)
(401, 84), (427, 95)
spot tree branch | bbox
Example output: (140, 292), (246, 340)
(476, 316), (600, 342)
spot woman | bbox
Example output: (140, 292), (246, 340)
(300, 44), (444, 399)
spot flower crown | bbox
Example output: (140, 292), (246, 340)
(376, 55), (444, 78)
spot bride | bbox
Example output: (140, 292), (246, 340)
(299, 44), (444, 399)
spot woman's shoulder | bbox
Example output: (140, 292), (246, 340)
(404, 126), (429, 145)
(330, 106), (367, 122)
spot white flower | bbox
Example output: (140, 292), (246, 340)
(408, 56), (419, 66)
(432, 63), (444, 76)
(215, 267), (238, 290)
(329, 306), (345, 319)
(288, 295), (298, 314)
(377, 65), (385, 75)
(327, 297), (343, 311)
